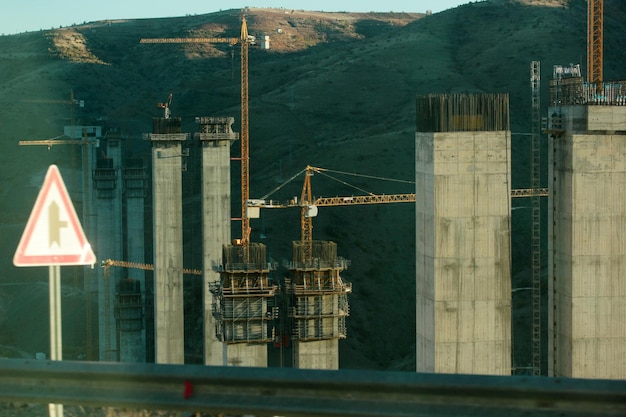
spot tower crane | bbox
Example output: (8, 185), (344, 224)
(157, 93), (173, 119)
(100, 258), (202, 276)
(247, 166), (416, 261)
(19, 90), (86, 185)
(140, 14), (256, 258)
(248, 166), (549, 262)
(587, 0), (604, 91)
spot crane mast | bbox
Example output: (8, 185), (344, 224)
(240, 18), (251, 254)
(587, 0), (604, 90)
(140, 14), (254, 257)
(300, 168), (314, 261)
(530, 61), (542, 376)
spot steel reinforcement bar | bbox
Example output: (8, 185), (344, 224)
(0, 359), (625, 416)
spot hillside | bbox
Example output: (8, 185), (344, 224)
(0, 0), (625, 371)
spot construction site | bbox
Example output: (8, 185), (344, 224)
(5, 1), (625, 379)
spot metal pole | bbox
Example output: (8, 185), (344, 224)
(48, 265), (63, 417)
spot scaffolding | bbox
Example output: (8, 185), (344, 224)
(123, 158), (147, 198)
(93, 158), (117, 199)
(549, 65), (626, 106)
(287, 241), (352, 342)
(211, 243), (278, 344)
(115, 278), (144, 333)
(530, 61), (542, 376)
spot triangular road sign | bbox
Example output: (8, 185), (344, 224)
(13, 165), (96, 267)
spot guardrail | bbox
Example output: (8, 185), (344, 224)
(0, 358), (624, 416)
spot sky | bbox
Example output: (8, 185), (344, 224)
(3, 0), (470, 35)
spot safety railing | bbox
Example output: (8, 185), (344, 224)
(1, 359), (623, 417)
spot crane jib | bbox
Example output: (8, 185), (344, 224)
(139, 38), (239, 45)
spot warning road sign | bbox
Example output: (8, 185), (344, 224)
(13, 165), (96, 267)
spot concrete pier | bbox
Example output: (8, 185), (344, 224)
(93, 134), (123, 361)
(293, 339), (339, 369)
(196, 116), (238, 366)
(548, 104), (626, 379)
(76, 126), (99, 361)
(415, 94), (512, 375)
(212, 243), (277, 367)
(145, 118), (188, 364)
(288, 241), (351, 370)
(119, 158), (147, 362)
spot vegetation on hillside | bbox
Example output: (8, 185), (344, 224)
(0, 0), (624, 371)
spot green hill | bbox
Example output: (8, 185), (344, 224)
(0, 0), (624, 371)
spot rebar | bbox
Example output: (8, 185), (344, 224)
(416, 93), (510, 132)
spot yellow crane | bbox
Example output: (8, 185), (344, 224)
(21, 90), (84, 130)
(140, 14), (255, 255)
(102, 182), (545, 268)
(247, 165), (416, 261)
(587, 0), (604, 90)
(249, 165), (549, 261)
(19, 90), (87, 186)
(100, 258), (202, 276)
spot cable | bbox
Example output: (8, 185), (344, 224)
(310, 166), (415, 185)
(260, 167), (307, 200)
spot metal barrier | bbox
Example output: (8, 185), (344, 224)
(0, 358), (624, 416)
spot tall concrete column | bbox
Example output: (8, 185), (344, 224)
(93, 134), (123, 361)
(196, 116), (238, 366)
(119, 159), (147, 363)
(145, 118), (188, 364)
(548, 104), (626, 379)
(415, 94), (512, 375)
(79, 128), (99, 361)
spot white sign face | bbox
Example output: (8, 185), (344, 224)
(13, 165), (96, 267)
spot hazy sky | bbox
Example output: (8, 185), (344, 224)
(3, 1), (470, 35)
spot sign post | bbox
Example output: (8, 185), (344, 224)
(13, 165), (96, 417)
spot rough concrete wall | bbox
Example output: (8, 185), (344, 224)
(549, 128), (626, 379)
(96, 196), (121, 361)
(83, 145), (99, 360)
(586, 106), (626, 131)
(416, 131), (436, 372)
(96, 142), (123, 362)
(202, 139), (232, 366)
(225, 343), (267, 367)
(416, 131), (512, 375)
(121, 195), (146, 363)
(152, 142), (184, 364)
(293, 339), (339, 370)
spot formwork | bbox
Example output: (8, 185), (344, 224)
(115, 278), (145, 363)
(415, 93), (512, 375)
(547, 90), (626, 379)
(123, 158), (147, 198)
(211, 243), (278, 367)
(287, 240), (351, 369)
